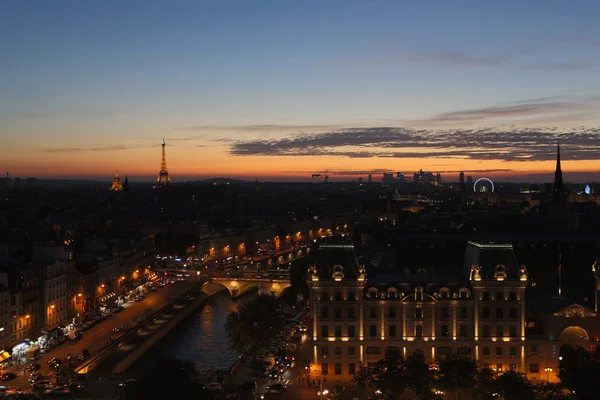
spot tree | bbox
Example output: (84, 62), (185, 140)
(494, 370), (535, 400)
(404, 354), (435, 399)
(532, 382), (572, 400)
(130, 358), (206, 399)
(370, 349), (410, 399)
(437, 355), (477, 399)
(558, 346), (600, 400)
(472, 362), (496, 400)
(225, 294), (286, 359)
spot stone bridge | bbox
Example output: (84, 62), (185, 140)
(201, 276), (292, 298)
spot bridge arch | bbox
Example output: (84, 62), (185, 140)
(203, 278), (291, 298)
(201, 281), (232, 297)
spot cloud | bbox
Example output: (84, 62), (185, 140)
(43, 145), (140, 153)
(407, 51), (515, 67)
(415, 96), (599, 125)
(531, 61), (593, 71)
(229, 126), (600, 162)
(174, 124), (341, 133)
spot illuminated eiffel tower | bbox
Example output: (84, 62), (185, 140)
(154, 138), (171, 188)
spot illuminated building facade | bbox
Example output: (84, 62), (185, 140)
(307, 240), (530, 382)
(110, 171), (123, 191)
(42, 261), (68, 332)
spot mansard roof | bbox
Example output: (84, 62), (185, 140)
(463, 241), (520, 279)
(314, 240), (360, 280)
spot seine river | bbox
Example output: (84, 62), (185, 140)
(132, 290), (258, 373)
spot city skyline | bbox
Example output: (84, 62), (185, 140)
(2, 0), (600, 182)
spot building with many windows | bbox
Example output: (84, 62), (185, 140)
(307, 240), (600, 383)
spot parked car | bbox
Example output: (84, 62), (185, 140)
(118, 379), (139, 388)
(204, 382), (222, 391)
(44, 386), (71, 396)
(46, 357), (59, 365)
(237, 381), (256, 391)
(25, 363), (40, 372)
(267, 383), (286, 393)
(1, 373), (16, 381)
(32, 380), (52, 390)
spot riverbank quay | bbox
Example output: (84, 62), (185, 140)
(81, 283), (226, 378)
(73, 281), (202, 377)
(112, 284), (226, 374)
(6, 280), (196, 393)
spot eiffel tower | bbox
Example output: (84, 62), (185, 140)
(154, 138), (171, 188)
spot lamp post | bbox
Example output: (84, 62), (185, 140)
(544, 366), (553, 382)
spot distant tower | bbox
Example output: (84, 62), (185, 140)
(111, 171), (123, 191)
(123, 175), (129, 191)
(368, 174), (372, 184)
(155, 138), (171, 188)
(459, 172), (464, 185)
(553, 143), (565, 202)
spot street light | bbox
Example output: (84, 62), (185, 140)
(545, 366), (553, 381)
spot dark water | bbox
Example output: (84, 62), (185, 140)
(132, 291), (258, 373)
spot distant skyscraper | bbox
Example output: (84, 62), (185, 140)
(155, 138), (171, 188)
(553, 143), (565, 202)
(368, 174), (372, 184)
(459, 172), (464, 185)
(123, 175), (129, 191)
(111, 171), (123, 191)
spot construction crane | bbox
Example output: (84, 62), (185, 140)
(312, 171), (329, 184)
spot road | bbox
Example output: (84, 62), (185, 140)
(8, 279), (195, 391)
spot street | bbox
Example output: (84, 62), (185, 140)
(7, 279), (195, 392)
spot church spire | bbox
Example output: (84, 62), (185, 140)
(553, 142), (565, 201)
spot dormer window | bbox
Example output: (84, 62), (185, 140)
(368, 287), (378, 299)
(459, 288), (470, 299)
(440, 287), (450, 299)
(415, 286), (424, 301)
(387, 287), (398, 299)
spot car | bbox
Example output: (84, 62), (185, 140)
(29, 372), (41, 382)
(298, 325), (308, 332)
(113, 326), (122, 333)
(269, 370), (279, 380)
(134, 296), (142, 302)
(204, 382), (222, 391)
(237, 381), (256, 391)
(68, 382), (84, 390)
(32, 380), (52, 390)
(1, 373), (16, 381)
(25, 363), (40, 372)
(118, 379), (139, 388)
(115, 306), (125, 312)
(46, 357), (59, 365)
(44, 386), (71, 397)
(267, 383), (286, 393)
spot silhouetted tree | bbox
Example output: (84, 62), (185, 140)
(494, 370), (534, 400)
(130, 358), (207, 399)
(437, 355), (477, 399)
(225, 294), (286, 359)
(558, 346), (600, 400)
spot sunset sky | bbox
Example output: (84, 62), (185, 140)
(2, 0), (600, 182)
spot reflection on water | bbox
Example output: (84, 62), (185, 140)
(133, 291), (258, 373)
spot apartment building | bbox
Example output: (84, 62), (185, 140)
(307, 240), (535, 382)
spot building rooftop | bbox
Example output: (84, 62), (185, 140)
(463, 240), (520, 279)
